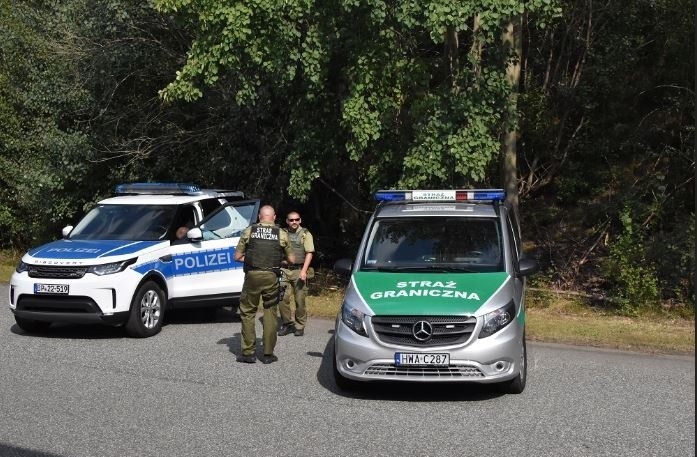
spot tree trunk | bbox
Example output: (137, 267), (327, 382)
(502, 15), (522, 233)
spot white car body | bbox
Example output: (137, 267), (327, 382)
(9, 183), (260, 337)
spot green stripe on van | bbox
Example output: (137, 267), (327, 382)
(353, 271), (509, 315)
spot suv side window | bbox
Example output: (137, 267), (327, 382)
(199, 201), (260, 240)
(200, 198), (223, 219)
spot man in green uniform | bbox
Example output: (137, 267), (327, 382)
(234, 205), (295, 364)
(277, 211), (315, 337)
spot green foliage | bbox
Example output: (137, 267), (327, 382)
(0, 2), (93, 247)
(601, 209), (661, 314)
(155, 0), (561, 198)
(521, 0), (694, 305)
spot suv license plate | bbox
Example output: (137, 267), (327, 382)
(395, 352), (450, 366)
(34, 283), (69, 295)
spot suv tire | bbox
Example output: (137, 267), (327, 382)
(126, 281), (166, 338)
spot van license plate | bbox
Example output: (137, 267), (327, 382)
(394, 353), (450, 366)
(34, 283), (69, 295)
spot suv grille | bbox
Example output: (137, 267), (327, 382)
(371, 315), (477, 347)
(28, 265), (87, 279)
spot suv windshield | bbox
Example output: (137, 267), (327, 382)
(69, 204), (177, 241)
(362, 217), (503, 272)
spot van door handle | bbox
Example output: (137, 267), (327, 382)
(159, 255), (173, 262)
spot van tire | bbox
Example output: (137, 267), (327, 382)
(15, 316), (51, 333)
(498, 333), (527, 394)
(126, 281), (165, 338)
(333, 344), (359, 391)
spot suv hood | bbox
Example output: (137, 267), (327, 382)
(352, 271), (511, 316)
(26, 239), (165, 264)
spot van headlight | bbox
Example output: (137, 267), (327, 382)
(15, 260), (29, 273)
(341, 303), (368, 337)
(479, 300), (516, 338)
(87, 258), (137, 276)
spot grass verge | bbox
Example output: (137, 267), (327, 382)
(1, 254), (693, 355)
(306, 291), (694, 355)
(305, 271), (694, 355)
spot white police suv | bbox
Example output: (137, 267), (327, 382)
(9, 183), (260, 337)
(332, 189), (539, 394)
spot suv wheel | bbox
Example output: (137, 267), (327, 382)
(15, 316), (51, 333)
(126, 281), (165, 338)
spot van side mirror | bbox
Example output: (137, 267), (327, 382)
(333, 258), (353, 277)
(517, 258), (539, 277)
(62, 226), (73, 239)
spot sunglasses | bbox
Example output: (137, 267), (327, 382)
(287, 218), (301, 222)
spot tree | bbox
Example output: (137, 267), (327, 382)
(154, 0), (560, 202)
(0, 1), (92, 247)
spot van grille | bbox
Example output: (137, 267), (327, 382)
(364, 364), (484, 378)
(28, 266), (87, 279)
(371, 315), (477, 347)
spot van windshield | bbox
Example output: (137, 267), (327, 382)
(362, 217), (503, 272)
(69, 204), (178, 241)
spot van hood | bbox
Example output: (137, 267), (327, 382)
(351, 271), (511, 316)
(26, 239), (165, 263)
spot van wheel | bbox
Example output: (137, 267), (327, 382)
(126, 281), (165, 338)
(15, 316), (51, 333)
(332, 344), (359, 391)
(498, 334), (527, 394)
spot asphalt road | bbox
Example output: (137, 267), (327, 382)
(0, 284), (694, 457)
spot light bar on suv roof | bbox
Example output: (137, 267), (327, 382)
(375, 189), (505, 202)
(115, 183), (202, 195)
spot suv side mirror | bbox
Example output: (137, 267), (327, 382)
(517, 258), (539, 277)
(187, 227), (203, 241)
(333, 258), (353, 277)
(62, 225), (73, 239)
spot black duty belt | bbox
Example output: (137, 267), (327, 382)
(245, 265), (280, 272)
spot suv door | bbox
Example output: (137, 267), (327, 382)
(167, 200), (260, 307)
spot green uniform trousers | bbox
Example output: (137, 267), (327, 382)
(238, 270), (279, 357)
(279, 268), (308, 330)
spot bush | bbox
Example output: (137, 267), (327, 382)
(601, 208), (661, 314)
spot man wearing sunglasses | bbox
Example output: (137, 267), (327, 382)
(278, 211), (315, 337)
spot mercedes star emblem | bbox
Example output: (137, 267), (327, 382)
(412, 320), (433, 341)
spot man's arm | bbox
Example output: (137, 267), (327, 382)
(234, 228), (250, 262)
(299, 231), (315, 281)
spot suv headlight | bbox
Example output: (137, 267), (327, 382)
(341, 303), (368, 337)
(479, 300), (516, 338)
(15, 260), (29, 273)
(87, 258), (137, 276)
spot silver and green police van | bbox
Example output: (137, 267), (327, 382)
(332, 189), (539, 394)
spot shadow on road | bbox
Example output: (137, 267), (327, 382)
(315, 329), (505, 402)
(8, 306), (240, 339)
(0, 443), (64, 457)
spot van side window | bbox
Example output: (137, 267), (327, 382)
(506, 214), (520, 265)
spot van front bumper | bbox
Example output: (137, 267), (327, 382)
(334, 316), (524, 383)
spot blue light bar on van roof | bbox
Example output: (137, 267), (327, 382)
(375, 189), (505, 202)
(115, 182), (202, 195)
